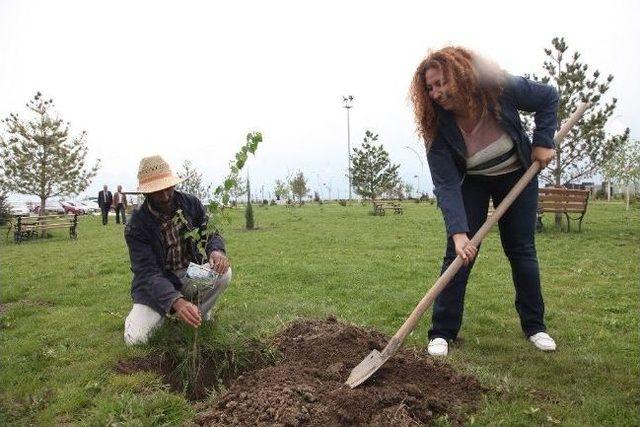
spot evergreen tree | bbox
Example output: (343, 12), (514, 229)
(350, 130), (400, 201)
(527, 37), (629, 186)
(0, 92), (100, 215)
(245, 178), (254, 230)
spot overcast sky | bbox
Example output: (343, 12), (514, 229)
(2, 0), (639, 201)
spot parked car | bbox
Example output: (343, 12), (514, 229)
(8, 201), (30, 217)
(30, 201), (66, 214)
(79, 199), (101, 214)
(61, 200), (89, 215)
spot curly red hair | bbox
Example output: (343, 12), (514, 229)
(409, 46), (506, 149)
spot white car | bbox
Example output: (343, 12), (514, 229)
(80, 199), (101, 213)
(31, 201), (66, 214)
(8, 201), (30, 217)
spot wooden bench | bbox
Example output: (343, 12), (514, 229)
(538, 187), (590, 232)
(13, 214), (78, 243)
(372, 201), (403, 216)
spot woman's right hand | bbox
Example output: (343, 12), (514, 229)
(452, 233), (477, 266)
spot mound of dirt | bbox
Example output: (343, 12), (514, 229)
(194, 317), (484, 426)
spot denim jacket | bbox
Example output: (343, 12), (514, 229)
(426, 75), (559, 236)
(124, 191), (226, 315)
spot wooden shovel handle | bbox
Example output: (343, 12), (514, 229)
(384, 162), (540, 353)
(382, 102), (590, 356)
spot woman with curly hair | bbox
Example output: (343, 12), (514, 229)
(410, 46), (558, 356)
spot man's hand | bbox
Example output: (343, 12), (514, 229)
(172, 298), (201, 328)
(532, 146), (555, 169)
(452, 233), (477, 266)
(209, 250), (230, 275)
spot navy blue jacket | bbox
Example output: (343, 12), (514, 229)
(124, 191), (226, 315)
(427, 75), (559, 236)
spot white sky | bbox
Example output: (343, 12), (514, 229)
(2, 0), (639, 201)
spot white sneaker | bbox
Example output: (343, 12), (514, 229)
(529, 332), (556, 351)
(427, 338), (449, 356)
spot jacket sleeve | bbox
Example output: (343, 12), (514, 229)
(427, 138), (469, 236)
(508, 75), (559, 149)
(125, 225), (182, 314)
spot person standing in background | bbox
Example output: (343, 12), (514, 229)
(98, 185), (113, 226)
(113, 185), (128, 225)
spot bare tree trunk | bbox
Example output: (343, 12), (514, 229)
(626, 183), (630, 211)
(607, 181), (611, 202)
(38, 195), (47, 238)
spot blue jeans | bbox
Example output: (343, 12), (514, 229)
(428, 168), (546, 340)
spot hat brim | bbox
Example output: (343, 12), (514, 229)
(137, 175), (187, 194)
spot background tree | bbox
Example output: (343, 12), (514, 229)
(350, 130), (400, 201)
(526, 37), (629, 186)
(274, 179), (289, 201)
(601, 139), (640, 211)
(228, 170), (246, 204)
(0, 190), (11, 226)
(403, 182), (414, 199)
(290, 171), (308, 204)
(0, 92), (100, 215)
(245, 178), (254, 230)
(176, 160), (212, 201)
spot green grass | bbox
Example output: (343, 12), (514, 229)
(1, 201), (638, 426)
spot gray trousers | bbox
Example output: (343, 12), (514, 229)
(176, 266), (232, 317)
(124, 267), (232, 346)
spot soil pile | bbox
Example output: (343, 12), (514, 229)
(194, 317), (483, 426)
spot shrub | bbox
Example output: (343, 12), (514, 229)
(245, 201), (254, 230)
(269, 199), (277, 206)
(338, 199), (347, 207)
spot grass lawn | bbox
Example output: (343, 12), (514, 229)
(1, 201), (638, 426)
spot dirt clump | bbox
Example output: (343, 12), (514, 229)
(195, 317), (484, 426)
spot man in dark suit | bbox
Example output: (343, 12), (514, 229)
(98, 185), (113, 225)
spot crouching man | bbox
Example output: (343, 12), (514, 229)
(123, 155), (232, 345)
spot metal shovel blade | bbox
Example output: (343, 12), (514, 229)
(345, 349), (388, 388)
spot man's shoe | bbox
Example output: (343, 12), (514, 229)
(529, 332), (556, 351)
(427, 337), (448, 356)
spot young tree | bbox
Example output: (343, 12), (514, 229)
(350, 130), (400, 201)
(176, 160), (212, 201)
(0, 93), (100, 215)
(290, 171), (308, 204)
(245, 178), (255, 230)
(274, 179), (289, 201)
(404, 182), (414, 199)
(601, 139), (640, 210)
(526, 37), (629, 187)
(228, 170), (246, 204)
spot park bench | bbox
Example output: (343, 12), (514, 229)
(13, 214), (78, 243)
(372, 201), (403, 216)
(538, 187), (590, 232)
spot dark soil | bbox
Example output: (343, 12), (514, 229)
(194, 317), (484, 426)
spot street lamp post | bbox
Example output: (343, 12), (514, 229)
(343, 95), (354, 201)
(404, 145), (424, 198)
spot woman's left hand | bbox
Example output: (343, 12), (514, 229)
(531, 146), (555, 169)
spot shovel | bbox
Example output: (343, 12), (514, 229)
(345, 103), (589, 389)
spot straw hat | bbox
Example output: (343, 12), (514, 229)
(136, 155), (186, 193)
